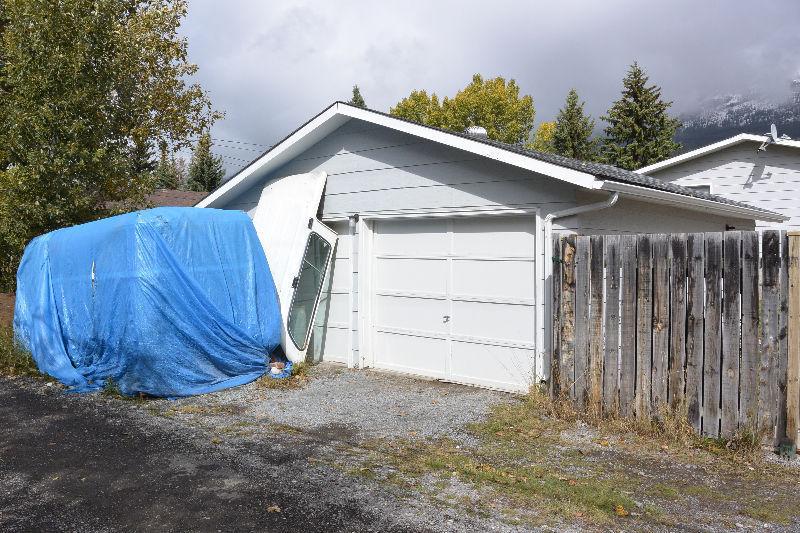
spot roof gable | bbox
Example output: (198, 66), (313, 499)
(198, 102), (786, 222)
(637, 133), (800, 174)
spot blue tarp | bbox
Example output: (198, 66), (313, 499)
(13, 207), (282, 397)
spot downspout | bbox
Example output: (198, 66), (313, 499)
(538, 190), (619, 384)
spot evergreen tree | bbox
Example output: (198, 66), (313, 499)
(528, 121), (556, 153)
(349, 84), (367, 108)
(600, 63), (681, 170)
(129, 137), (157, 178)
(187, 132), (225, 192)
(552, 89), (597, 161)
(153, 144), (180, 189)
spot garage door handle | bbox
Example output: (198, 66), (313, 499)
(442, 315), (450, 323)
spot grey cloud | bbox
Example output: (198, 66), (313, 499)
(181, 0), (800, 174)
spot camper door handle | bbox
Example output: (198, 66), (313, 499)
(442, 315), (450, 323)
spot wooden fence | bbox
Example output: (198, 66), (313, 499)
(551, 231), (800, 443)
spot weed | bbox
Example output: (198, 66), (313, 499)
(523, 386), (768, 463)
(256, 361), (310, 390)
(100, 378), (150, 403)
(0, 326), (41, 378)
(101, 378), (124, 398)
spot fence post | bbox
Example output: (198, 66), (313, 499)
(551, 235), (562, 396)
(786, 232), (800, 451)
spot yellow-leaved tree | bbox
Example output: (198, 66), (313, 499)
(390, 74), (535, 145)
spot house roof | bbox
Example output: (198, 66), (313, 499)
(198, 102), (787, 223)
(149, 189), (208, 207)
(637, 133), (800, 174)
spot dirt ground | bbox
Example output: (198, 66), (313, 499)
(2, 363), (799, 532)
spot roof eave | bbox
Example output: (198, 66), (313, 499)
(599, 180), (789, 222)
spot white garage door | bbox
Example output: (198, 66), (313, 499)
(370, 216), (536, 392)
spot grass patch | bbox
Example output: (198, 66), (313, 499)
(0, 326), (41, 378)
(522, 386), (768, 463)
(256, 361), (310, 390)
(741, 502), (793, 525)
(359, 437), (638, 525)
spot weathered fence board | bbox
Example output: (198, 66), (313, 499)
(739, 232), (759, 429)
(685, 233), (704, 432)
(574, 237), (591, 406)
(787, 232), (800, 445)
(559, 236), (577, 399)
(619, 236), (637, 417)
(703, 233), (723, 437)
(721, 232), (741, 437)
(551, 236), (563, 396)
(760, 231), (781, 433)
(589, 237), (604, 415)
(776, 231), (789, 445)
(552, 230), (799, 445)
(635, 236), (653, 420)
(651, 235), (670, 414)
(603, 236), (621, 415)
(668, 234), (687, 409)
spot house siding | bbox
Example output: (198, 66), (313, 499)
(221, 119), (578, 221)
(646, 142), (800, 229)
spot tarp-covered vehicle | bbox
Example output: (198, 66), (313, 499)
(14, 207), (282, 397)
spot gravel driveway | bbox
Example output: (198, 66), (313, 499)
(161, 363), (508, 441)
(5, 363), (797, 532)
(1, 365), (525, 533)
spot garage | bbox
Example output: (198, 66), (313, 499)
(200, 102), (779, 394)
(367, 216), (537, 392)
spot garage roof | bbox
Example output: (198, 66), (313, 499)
(198, 102), (787, 222)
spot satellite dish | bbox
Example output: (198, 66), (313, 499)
(759, 123), (779, 151)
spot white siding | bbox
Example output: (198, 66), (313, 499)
(221, 119), (577, 219)
(647, 142), (800, 229)
(563, 193), (754, 235)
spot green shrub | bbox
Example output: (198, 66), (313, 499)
(0, 326), (40, 377)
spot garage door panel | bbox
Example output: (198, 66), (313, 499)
(451, 300), (535, 344)
(374, 219), (449, 256)
(452, 217), (535, 257)
(374, 331), (448, 377)
(450, 341), (533, 392)
(374, 294), (448, 334)
(452, 259), (535, 300)
(374, 257), (448, 294)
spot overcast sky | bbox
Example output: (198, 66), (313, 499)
(181, 0), (800, 173)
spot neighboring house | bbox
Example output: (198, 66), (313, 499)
(197, 102), (784, 393)
(148, 189), (208, 207)
(638, 133), (800, 229)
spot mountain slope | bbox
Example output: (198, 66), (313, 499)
(675, 81), (800, 151)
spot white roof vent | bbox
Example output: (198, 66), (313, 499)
(464, 125), (488, 139)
